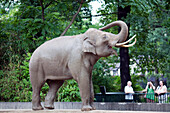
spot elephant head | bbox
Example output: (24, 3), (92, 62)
(83, 20), (136, 57)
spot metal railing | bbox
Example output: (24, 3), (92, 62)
(94, 92), (170, 103)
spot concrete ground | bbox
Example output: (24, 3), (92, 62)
(1, 102), (170, 112)
(0, 109), (169, 113)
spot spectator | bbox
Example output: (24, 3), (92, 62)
(155, 80), (167, 103)
(124, 81), (134, 102)
(143, 81), (155, 103)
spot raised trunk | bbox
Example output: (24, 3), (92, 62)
(99, 21), (128, 44)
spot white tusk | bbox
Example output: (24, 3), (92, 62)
(119, 38), (137, 47)
(115, 34), (136, 46)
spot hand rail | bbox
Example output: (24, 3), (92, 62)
(94, 92), (170, 103)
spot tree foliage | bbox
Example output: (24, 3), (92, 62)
(92, 57), (122, 93)
(0, 0), (91, 102)
(58, 80), (81, 102)
(98, 0), (169, 87)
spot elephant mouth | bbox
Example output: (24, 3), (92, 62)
(107, 45), (118, 55)
(108, 45), (112, 49)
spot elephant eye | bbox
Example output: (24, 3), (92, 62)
(102, 34), (107, 40)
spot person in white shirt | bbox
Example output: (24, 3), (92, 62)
(124, 81), (134, 102)
(155, 80), (167, 103)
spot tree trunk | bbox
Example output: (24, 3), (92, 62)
(118, 4), (131, 92)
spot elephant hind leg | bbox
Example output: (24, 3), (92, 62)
(31, 80), (45, 110)
(44, 80), (64, 109)
(30, 64), (46, 110)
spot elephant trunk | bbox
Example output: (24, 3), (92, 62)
(99, 20), (128, 43)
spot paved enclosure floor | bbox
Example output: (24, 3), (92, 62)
(0, 109), (169, 113)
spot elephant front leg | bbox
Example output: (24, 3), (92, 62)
(90, 79), (96, 110)
(78, 74), (92, 111)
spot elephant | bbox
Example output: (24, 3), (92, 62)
(29, 20), (136, 111)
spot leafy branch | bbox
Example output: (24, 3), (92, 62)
(60, 0), (84, 36)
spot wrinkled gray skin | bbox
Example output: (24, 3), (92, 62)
(29, 21), (128, 111)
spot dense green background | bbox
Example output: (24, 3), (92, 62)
(0, 0), (169, 102)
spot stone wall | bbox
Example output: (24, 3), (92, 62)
(0, 102), (169, 112)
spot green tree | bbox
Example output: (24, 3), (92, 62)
(97, 0), (169, 89)
(0, 0), (92, 102)
(127, 0), (169, 87)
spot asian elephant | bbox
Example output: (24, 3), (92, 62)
(29, 20), (136, 111)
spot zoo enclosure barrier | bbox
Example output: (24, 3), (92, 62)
(95, 92), (170, 103)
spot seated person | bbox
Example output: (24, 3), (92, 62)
(124, 81), (134, 102)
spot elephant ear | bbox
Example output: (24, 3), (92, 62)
(82, 37), (96, 55)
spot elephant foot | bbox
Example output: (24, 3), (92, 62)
(81, 105), (93, 111)
(32, 105), (44, 110)
(92, 106), (96, 110)
(90, 103), (96, 110)
(44, 104), (54, 109)
(44, 100), (54, 109)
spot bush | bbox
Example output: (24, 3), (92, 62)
(0, 53), (32, 102)
(57, 80), (81, 102)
